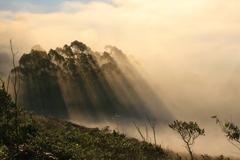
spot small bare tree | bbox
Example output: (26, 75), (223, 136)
(10, 39), (19, 105)
(147, 117), (157, 146)
(169, 120), (205, 160)
(212, 115), (240, 151)
(133, 122), (146, 141)
(145, 122), (149, 142)
(133, 117), (158, 147)
(9, 39), (21, 138)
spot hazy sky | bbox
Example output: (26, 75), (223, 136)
(1, 0), (240, 156)
(0, 0), (113, 12)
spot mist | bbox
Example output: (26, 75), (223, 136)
(1, 0), (240, 157)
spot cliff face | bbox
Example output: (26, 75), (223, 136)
(12, 41), (172, 123)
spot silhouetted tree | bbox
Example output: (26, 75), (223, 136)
(133, 122), (146, 141)
(9, 40), (22, 141)
(212, 115), (240, 151)
(147, 117), (157, 147)
(169, 120), (205, 160)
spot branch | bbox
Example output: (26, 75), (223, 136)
(228, 139), (240, 151)
(10, 39), (18, 105)
(147, 116), (157, 146)
(133, 122), (145, 141)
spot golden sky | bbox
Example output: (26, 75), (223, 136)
(1, 0), (240, 156)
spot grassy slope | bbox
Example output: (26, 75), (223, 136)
(15, 114), (167, 160)
(20, 114), (238, 160)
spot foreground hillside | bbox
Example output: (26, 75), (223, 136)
(0, 82), (235, 160)
(17, 115), (167, 160)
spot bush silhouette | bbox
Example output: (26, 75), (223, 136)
(212, 115), (240, 151)
(169, 120), (205, 160)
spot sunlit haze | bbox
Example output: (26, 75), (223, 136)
(1, 0), (240, 157)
